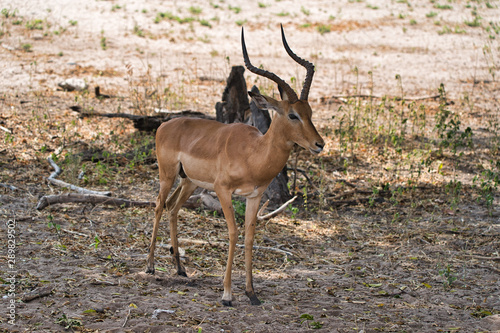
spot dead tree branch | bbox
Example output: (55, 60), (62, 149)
(36, 193), (155, 210)
(257, 196), (297, 221)
(69, 105), (214, 132)
(46, 157), (111, 196)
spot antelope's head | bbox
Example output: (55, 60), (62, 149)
(241, 25), (325, 155)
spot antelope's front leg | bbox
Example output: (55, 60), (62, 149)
(244, 196), (262, 305)
(216, 189), (238, 306)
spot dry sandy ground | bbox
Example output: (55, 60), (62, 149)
(0, 0), (500, 332)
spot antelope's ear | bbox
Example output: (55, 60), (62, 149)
(248, 91), (284, 115)
(277, 85), (289, 101)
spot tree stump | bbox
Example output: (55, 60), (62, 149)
(215, 66), (250, 124)
(215, 66), (292, 207)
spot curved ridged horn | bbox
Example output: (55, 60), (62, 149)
(280, 24), (315, 101)
(241, 27), (299, 103)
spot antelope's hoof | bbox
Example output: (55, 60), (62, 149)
(221, 300), (233, 307)
(246, 291), (261, 305)
(177, 270), (188, 277)
(145, 267), (155, 275)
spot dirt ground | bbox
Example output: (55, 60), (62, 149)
(1, 0), (500, 332)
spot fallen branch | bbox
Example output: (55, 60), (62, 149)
(464, 255), (500, 261)
(21, 286), (53, 302)
(62, 228), (90, 238)
(257, 196), (297, 220)
(235, 244), (296, 258)
(122, 307), (131, 328)
(46, 157), (111, 196)
(0, 183), (17, 191)
(69, 105), (214, 132)
(36, 193), (155, 210)
(182, 192), (223, 214)
(0, 125), (12, 134)
(35, 191), (222, 213)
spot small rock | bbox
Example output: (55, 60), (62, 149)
(58, 78), (88, 91)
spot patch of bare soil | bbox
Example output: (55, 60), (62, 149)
(1, 0), (499, 332)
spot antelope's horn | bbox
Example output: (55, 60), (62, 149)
(241, 27), (299, 103)
(280, 24), (315, 101)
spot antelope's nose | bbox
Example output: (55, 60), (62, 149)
(315, 142), (325, 151)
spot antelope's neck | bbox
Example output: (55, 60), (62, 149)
(257, 117), (294, 175)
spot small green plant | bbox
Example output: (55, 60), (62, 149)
(90, 235), (101, 250)
(100, 30), (108, 50)
(465, 16), (481, 27)
(235, 19), (247, 26)
(258, 2), (269, 8)
(111, 4), (122, 11)
(1, 8), (17, 18)
(289, 205), (299, 219)
(189, 6), (202, 15)
(276, 11), (289, 16)
(22, 43), (32, 52)
(300, 314), (323, 329)
(317, 24), (331, 35)
(68, 19), (78, 26)
(228, 5), (241, 14)
(133, 24), (145, 37)
(434, 3), (453, 10)
(301, 6), (310, 15)
(56, 314), (82, 329)
(473, 160), (500, 212)
(26, 19), (44, 30)
(232, 200), (246, 224)
(200, 19), (212, 28)
(438, 264), (457, 290)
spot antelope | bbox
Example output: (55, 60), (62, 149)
(146, 25), (325, 306)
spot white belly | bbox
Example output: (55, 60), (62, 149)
(234, 187), (260, 198)
(189, 178), (215, 191)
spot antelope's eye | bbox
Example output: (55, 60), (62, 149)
(288, 113), (299, 121)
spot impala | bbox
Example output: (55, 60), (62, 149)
(146, 25), (324, 306)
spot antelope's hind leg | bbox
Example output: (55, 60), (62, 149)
(244, 196), (262, 305)
(166, 178), (197, 277)
(146, 174), (176, 274)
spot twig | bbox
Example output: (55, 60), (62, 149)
(289, 168), (320, 193)
(0, 183), (17, 191)
(62, 228), (89, 238)
(236, 244), (296, 257)
(257, 200), (270, 217)
(90, 278), (117, 286)
(257, 196), (297, 220)
(122, 308), (131, 328)
(0, 125), (12, 134)
(151, 309), (175, 319)
(36, 193), (155, 210)
(464, 255), (500, 261)
(46, 157), (112, 196)
(21, 286), (53, 302)
(47, 156), (62, 179)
